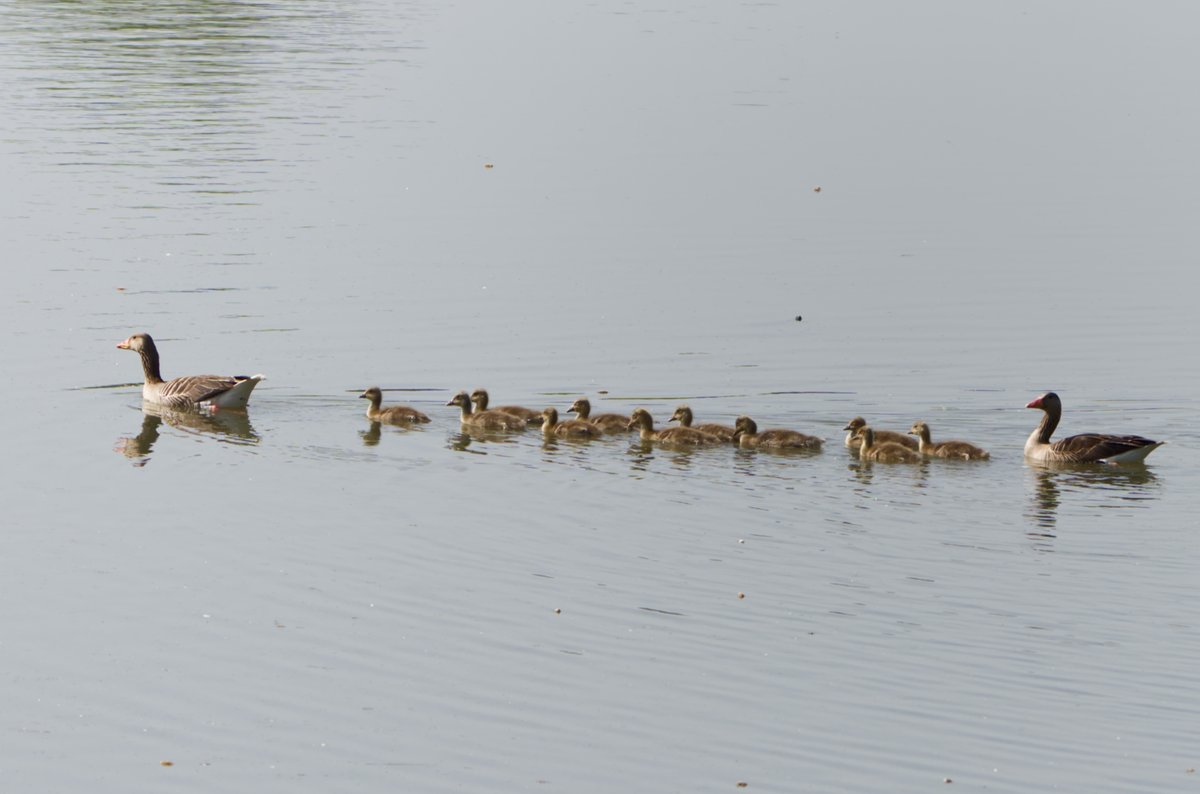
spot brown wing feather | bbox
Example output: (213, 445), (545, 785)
(160, 375), (240, 406)
(1051, 433), (1158, 463)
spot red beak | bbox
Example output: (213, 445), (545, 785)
(1025, 396), (1043, 409)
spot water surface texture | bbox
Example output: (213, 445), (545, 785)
(3, 2), (1199, 792)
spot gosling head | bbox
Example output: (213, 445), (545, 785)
(668, 405), (693, 425)
(908, 421), (929, 437)
(843, 416), (866, 433)
(627, 408), (653, 431)
(470, 388), (490, 409)
(446, 391), (471, 408)
(541, 407), (559, 429)
(360, 386), (383, 402)
(733, 415), (757, 438)
(567, 397), (589, 417)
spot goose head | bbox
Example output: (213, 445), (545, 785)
(116, 332), (153, 352)
(360, 386), (383, 403)
(1026, 392), (1060, 411)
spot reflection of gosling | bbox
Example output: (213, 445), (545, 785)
(627, 408), (723, 445)
(669, 405), (736, 442)
(733, 416), (823, 450)
(541, 407), (603, 439)
(842, 416), (917, 450)
(470, 388), (542, 426)
(909, 421), (989, 460)
(360, 387), (431, 424)
(854, 426), (921, 463)
(567, 398), (630, 433)
(447, 391), (528, 430)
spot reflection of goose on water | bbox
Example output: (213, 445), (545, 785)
(115, 405), (259, 463)
(1027, 462), (1161, 534)
(117, 332), (263, 410)
(1025, 392), (1165, 464)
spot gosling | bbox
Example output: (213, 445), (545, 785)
(669, 405), (736, 442)
(627, 407), (723, 445)
(732, 416), (823, 450)
(470, 388), (542, 426)
(447, 390), (528, 430)
(843, 416), (918, 450)
(567, 397), (630, 434)
(854, 426), (922, 463)
(908, 421), (990, 460)
(360, 386), (431, 424)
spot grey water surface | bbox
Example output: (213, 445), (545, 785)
(2, 2), (1199, 792)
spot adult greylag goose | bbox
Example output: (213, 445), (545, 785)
(117, 332), (263, 411)
(541, 407), (603, 439)
(360, 387), (431, 424)
(470, 388), (541, 426)
(732, 416), (823, 451)
(854, 426), (922, 463)
(842, 416), (917, 450)
(627, 408), (723, 445)
(567, 397), (630, 433)
(908, 421), (990, 460)
(447, 390), (528, 430)
(1025, 392), (1164, 464)
(669, 405), (736, 442)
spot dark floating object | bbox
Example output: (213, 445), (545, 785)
(795, 315), (802, 322)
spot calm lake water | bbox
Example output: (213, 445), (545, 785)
(3, 2), (1199, 791)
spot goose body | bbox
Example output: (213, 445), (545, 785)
(669, 405), (736, 442)
(541, 407), (603, 438)
(360, 387), (430, 424)
(471, 389), (542, 426)
(567, 398), (630, 433)
(843, 417), (917, 450)
(448, 391), (528, 430)
(854, 426), (922, 463)
(909, 421), (989, 460)
(1025, 392), (1164, 464)
(733, 416), (823, 450)
(117, 333), (263, 411)
(627, 408), (722, 445)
